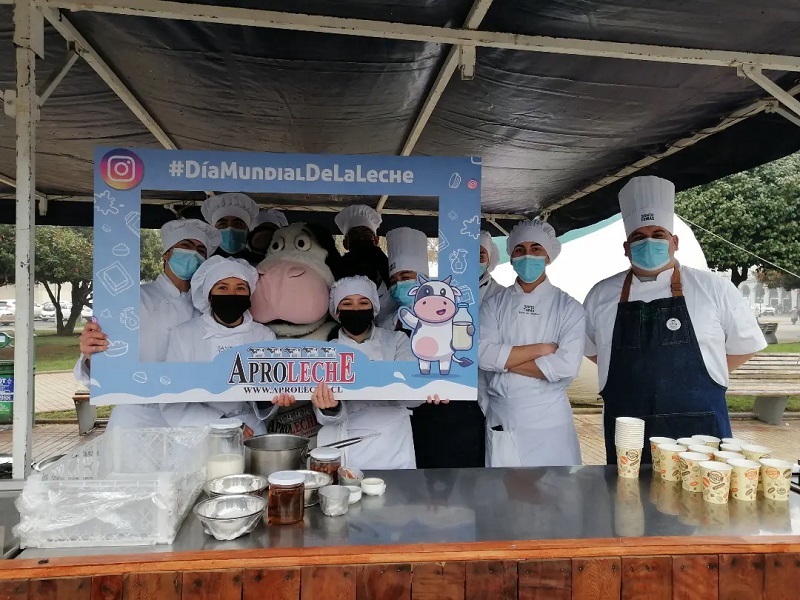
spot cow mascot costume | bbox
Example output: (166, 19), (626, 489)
(250, 222), (343, 439)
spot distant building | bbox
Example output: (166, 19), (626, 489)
(719, 270), (798, 314)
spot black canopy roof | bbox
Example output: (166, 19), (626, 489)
(2, 0), (800, 235)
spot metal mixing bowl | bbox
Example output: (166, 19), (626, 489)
(193, 494), (267, 541)
(293, 469), (333, 506)
(204, 474), (268, 498)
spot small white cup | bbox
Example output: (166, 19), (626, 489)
(692, 435), (721, 449)
(657, 444), (687, 481)
(361, 477), (387, 496)
(713, 450), (744, 463)
(727, 458), (760, 502)
(676, 437), (696, 447)
(688, 444), (715, 456)
(719, 443), (742, 453)
(649, 437), (676, 473)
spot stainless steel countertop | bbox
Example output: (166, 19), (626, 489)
(16, 466), (800, 560)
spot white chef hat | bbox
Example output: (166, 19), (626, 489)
(619, 176), (675, 237)
(506, 219), (561, 262)
(201, 193), (260, 230)
(329, 275), (381, 320)
(334, 204), (382, 235)
(160, 219), (221, 255)
(387, 227), (429, 277)
(253, 208), (288, 229)
(190, 256), (259, 313)
(479, 230), (500, 273)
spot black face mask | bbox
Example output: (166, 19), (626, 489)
(338, 309), (373, 336)
(210, 294), (251, 325)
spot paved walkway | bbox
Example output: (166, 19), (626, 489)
(34, 371), (82, 413)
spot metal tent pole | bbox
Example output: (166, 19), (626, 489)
(11, 0), (42, 480)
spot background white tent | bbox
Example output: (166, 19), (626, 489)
(492, 214), (709, 302)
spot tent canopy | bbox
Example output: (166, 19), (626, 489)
(2, 0), (800, 236)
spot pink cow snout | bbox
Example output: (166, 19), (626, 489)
(251, 260), (330, 325)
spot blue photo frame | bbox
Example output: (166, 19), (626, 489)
(92, 149), (481, 404)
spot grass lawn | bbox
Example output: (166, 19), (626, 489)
(0, 331), (81, 372)
(37, 405), (113, 420)
(761, 343), (800, 353)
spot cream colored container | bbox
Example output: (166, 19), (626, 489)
(649, 437), (676, 474)
(657, 444), (687, 481)
(759, 458), (793, 501)
(713, 450), (744, 463)
(692, 435), (721, 449)
(700, 461), (732, 504)
(727, 458), (759, 502)
(679, 451), (710, 492)
(617, 447), (642, 479)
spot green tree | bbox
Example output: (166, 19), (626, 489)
(676, 154), (800, 287)
(0, 225), (165, 335)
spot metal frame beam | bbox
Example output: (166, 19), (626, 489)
(376, 0), (494, 212)
(768, 103), (800, 129)
(549, 84), (800, 212)
(38, 46), (78, 105)
(41, 0), (800, 71)
(739, 64), (800, 120)
(39, 6), (179, 150)
(12, 0), (38, 480)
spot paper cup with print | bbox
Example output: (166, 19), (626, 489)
(676, 437), (696, 447)
(692, 435), (721, 449)
(649, 437), (675, 473)
(657, 444), (687, 481)
(679, 451), (711, 492)
(679, 487), (704, 526)
(713, 450), (744, 463)
(720, 443), (742, 453)
(740, 444), (771, 461)
(759, 458), (793, 501)
(701, 461), (732, 504)
(727, 458), (759, 502)
(722, 437), (747, 446)
(617, 447), (642, 479)
(688, 444), (715, 456)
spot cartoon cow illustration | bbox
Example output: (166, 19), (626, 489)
(287, 348), (302, 359)
(248, 347), (268, 359)
(398, 275), (474, 375)
(322, 347), (336, 358)
(303, 347), (320, 358)
(265, 347), (283, 358)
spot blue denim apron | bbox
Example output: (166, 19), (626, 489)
(601, 267), (731, 465)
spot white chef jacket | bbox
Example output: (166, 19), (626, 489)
(162, 311), (277, 433)
(477, 272), (506, 415)
(478, 278), (585, 467)
(313, 326), (421, 470)
(73, 274), (200, 431)
(584, 265), (767, 390)
(73, 274), (196, 385)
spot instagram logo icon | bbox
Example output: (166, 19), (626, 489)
(100, 149), (144, 190)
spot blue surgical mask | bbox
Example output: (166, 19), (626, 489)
(479, 263), (488, 276)
(168, 248), (204, 281)
(219, 227), (247, 254)
(512, 255), (546, 283)
(390, 280), (416, 307)
(630, 238), (671, 271)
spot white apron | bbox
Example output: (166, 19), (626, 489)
(485, 394), (581, 468)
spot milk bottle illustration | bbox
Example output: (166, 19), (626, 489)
(451, 303), (475, 351)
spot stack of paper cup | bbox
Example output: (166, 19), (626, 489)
(649, 437), (676, 475)
(615, 417), (645, 478)
(700, 461), (733, 504)
(680, 451), (712, 492)
(759, 458), (793, 501)
(692, 435), (721, 450)
(727, 458), (760, 502)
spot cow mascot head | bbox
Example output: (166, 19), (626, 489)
(251, 223), (342, 340)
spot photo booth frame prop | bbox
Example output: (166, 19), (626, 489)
(92, 149), (481, 405)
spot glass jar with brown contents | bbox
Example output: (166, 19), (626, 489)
(309, 447), (342, 484)
(267, 471), (305, 525)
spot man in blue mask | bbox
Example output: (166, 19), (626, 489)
(201, 192), (261, 265)
(479, 219), (586, 468)
(379, 227), (429, 332)
(584, 176), (766, 466)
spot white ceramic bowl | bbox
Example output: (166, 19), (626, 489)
(361, 477), (386, 496)
(345, 485), (362, 504)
